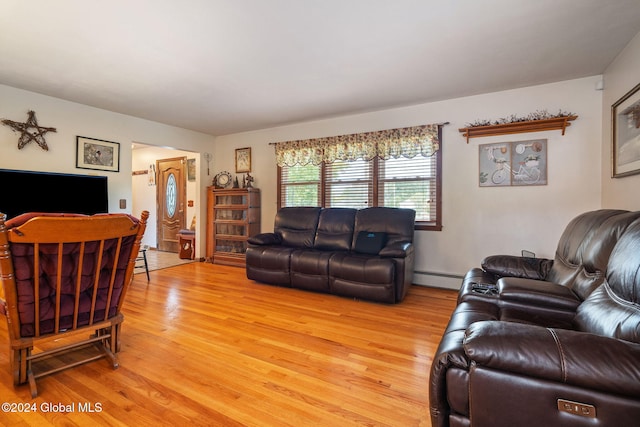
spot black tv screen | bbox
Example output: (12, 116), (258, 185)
(0, 169), (109, 220)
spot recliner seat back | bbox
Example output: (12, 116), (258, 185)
(314, 208), (356, 251)
(274, 207), (321, 248)
(352, 207), (415, 248)
(575, 217), (640, 343)
(547, 209), (640, 299)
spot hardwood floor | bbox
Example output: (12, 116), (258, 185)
(0, 262), (457, 426)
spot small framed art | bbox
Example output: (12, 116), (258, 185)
(612, 82), (640, 178)
(235, 147), (251, 173)
(76, 136), (120, 172)
(187, 158), (196, 181)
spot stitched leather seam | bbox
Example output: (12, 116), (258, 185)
(548, 328), (567, 383)
(555, 254), (577, 269)
(603, 281), (640, 310)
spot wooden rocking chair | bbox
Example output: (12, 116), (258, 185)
(0, 211), (148, 397)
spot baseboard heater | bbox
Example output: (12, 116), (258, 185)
(413, 270), (464, 290)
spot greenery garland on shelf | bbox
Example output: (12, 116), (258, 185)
(465, 109), (575, 128)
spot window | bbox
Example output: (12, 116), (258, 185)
(279, 163), (320, 206)
(276, 125), (442, 230)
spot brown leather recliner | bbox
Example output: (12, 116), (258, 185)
(430, 210), (640, 427)
(246, 207), (415, 303)
(458, 209), (640, 321)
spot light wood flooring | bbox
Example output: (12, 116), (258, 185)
(0, 262), (457, 426)
(135, 248), (194, 275)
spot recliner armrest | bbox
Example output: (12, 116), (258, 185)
(497, 277), (581, 311)
(247, 232), (282, 246)
(464, 320), (640, 397)
(379, 241), (413, 258)
(481, 255), (553, 280)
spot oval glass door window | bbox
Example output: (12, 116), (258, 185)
(166, 173), (177, 217)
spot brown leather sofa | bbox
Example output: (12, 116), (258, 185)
(245, 207), (415, 303)
(429, 210), (640, 427)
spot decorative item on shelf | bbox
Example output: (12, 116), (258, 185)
(233, 176), (240, 188)
(459, 109), (577, 143)
(213, 171), (232, 188)
(235, 147), (251, 173)
(1, 110), (57, 150)
(612, 82), (640, 178)
(244, 172), (255, 188)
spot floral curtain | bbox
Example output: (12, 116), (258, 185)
(274, 124), (439, 167)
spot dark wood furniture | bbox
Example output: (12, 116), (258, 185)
(206, 187), (260, 266)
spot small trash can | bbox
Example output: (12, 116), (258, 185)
(178, 229), (196, 260)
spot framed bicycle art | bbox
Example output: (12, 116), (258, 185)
(479, 139), (547, 187)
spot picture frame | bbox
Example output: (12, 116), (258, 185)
(612, 82), (640, 178)
(187, 158), (196, 181)
(479, 139), (547, 187)
(235, 147), (251, 173)
(76, 136), (120, 172)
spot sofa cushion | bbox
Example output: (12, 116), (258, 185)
(245, 246), (295, 286)
(290, 249), (333, 292)
(546, 209), (640, 295)
(329, 253), (395, 284)
(574, 218), (640, 343)
(352, 207), (415, 248)
(274, 207), (321, 248)
(328, 253), (396, 302)
(354, 231), (387, 254)
(314, 208), (356, 251)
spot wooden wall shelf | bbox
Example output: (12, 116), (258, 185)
(459, 115), (578, 143)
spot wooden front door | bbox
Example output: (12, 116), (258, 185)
(156, 156), (186, 252)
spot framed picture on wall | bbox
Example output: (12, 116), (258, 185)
(76, 136), (120, 172)
(612, 82), (640, 178)
(187, 158), (196, 181)
(235, 147), (251, 173)
(479, 139), (547, 187)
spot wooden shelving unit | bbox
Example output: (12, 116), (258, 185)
(206, 187), (260, 267)
(459, 115), (578, 143)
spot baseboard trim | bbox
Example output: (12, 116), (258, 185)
(413, 270), (463, 290)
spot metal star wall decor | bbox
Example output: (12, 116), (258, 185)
(1, 110), (57, 151)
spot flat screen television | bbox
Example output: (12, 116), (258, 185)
(0, 169), (109, 220)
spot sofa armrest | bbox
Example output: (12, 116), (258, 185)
(247, 232), (282, 246)
(379, 241), (413, 258)
(481, 255), (553, 280)
(464, 320), (640, 397)
(497, 277), (581, 311)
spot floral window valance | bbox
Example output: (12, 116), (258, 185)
(274, 124), (440, 167)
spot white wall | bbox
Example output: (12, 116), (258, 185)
(1, 75), (608, 289)
(214, 76), (603, 289)
(0, 84), (215, 257)
(601, 31), (640, 209)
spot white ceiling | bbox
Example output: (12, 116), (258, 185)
(2, 0), (640, 136)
